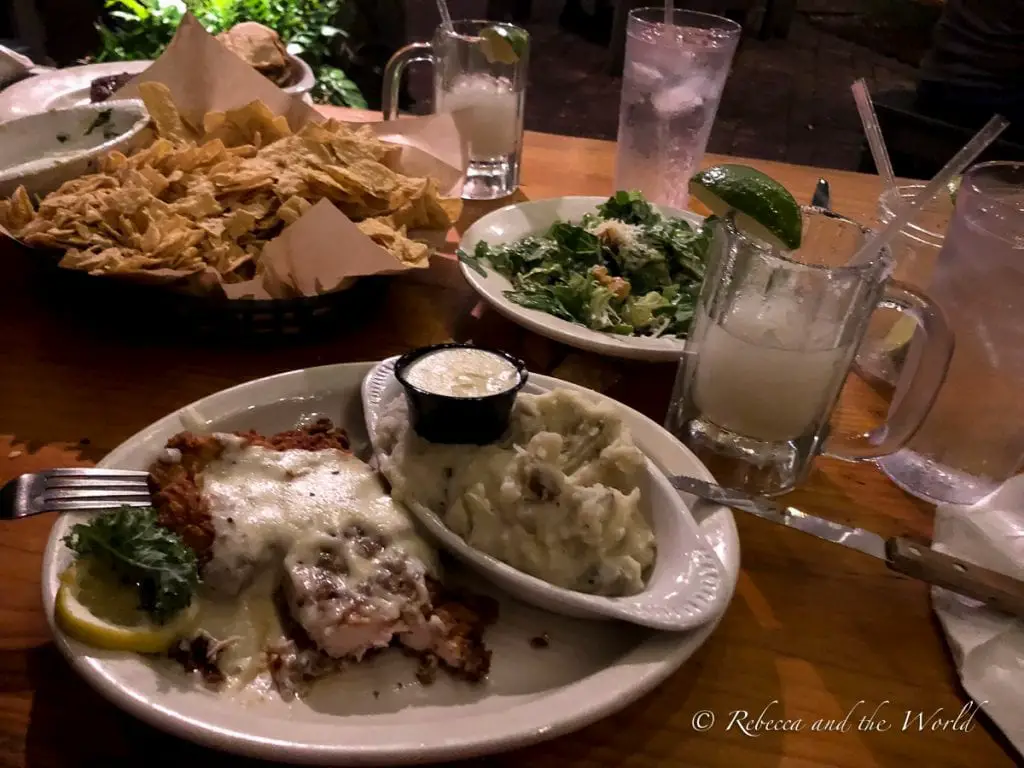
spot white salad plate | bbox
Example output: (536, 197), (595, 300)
(363, 356), (727, 631)
(41, 361), (739, 765)
(0, 61), (152, 123)
(458, 196), (703, 362)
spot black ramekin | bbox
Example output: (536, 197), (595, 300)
(394, 343), (529, 445)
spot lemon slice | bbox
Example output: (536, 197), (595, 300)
(479, 26), (528, 65)
(689, 164), (803, 250)
(55, 561), (197, 653)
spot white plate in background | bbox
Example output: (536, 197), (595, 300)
(0, 56), (315, 123)
(0, 61), (152, 122)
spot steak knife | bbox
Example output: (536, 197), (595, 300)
(671, 475), (1024, 619)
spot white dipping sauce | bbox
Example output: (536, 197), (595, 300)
(404, 347), (519, 398)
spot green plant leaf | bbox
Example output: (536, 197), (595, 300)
(92, 0), (366, 108)
(114, 0), (152, 20)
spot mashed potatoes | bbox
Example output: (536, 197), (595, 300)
(377, 388), (656, 596)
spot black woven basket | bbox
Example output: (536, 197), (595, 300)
(26, 249), (388, 345)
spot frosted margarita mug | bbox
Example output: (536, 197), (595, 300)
(383, 20), (528, 200)
(666, 206), (953, 497)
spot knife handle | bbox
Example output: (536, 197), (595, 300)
(886, 536), (1024, 617)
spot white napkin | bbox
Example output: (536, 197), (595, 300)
(932, 475), (1024, 756)
(0, 45), (34, 88)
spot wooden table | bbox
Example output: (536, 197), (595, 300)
(0, 110), (1016, 768)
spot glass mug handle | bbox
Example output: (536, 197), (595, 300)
(382, 42), (435, 120)
(825, 281), (954, 460)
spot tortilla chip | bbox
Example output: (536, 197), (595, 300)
(138, 82), (194, 144)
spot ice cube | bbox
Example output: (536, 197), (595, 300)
(665, 50), (699, 78)
(627, 62), (664, 90)
(652, 80), (705, 118)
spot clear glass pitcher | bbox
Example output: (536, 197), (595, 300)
(382, 20), (529, 201)
(879, 161), (1024, 505)
(665, 207), (954, 496)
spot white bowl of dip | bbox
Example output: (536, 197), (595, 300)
(0, 99), (153, 198)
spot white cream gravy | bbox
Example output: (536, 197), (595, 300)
(403, 347), (519, 398)
(182, 436), (440, 692)
(200, 435), (439, 587)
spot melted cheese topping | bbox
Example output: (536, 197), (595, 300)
(182, 438), (440, 692)
(201, 436), (438, 589)
(403, 347), (519, 398)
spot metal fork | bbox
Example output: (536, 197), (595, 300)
(0, 468), (153, 520)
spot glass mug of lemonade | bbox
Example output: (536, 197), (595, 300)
(383, 20), (529, 201)
(665, 208), (954, 496)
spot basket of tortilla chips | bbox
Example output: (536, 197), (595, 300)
(0, 15), (467, 339)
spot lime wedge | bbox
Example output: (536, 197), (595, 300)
(479, 26), (527, 65)
(689, 164), (803, 250)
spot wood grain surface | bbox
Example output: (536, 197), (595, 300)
(0, 108), (1016, 768)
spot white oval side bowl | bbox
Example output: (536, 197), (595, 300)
(362, 357), (728, 632)
(0, 100), (153, 198)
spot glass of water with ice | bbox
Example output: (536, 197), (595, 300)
(665, 209), (954, 496)
(615, 8), (740, 210)
(383, 20), (529, 200)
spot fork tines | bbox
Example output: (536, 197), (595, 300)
(44, 468), (151, 490)
(37, 469), (152, 513)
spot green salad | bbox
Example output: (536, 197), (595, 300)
(460, 191), (711, 338)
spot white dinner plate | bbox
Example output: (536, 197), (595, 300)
(0, 61), (152, 122)
(458, 196), (703, 362)
(41, 361), (739, 765)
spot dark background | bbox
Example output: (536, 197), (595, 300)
(5, 0), (997, 176)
